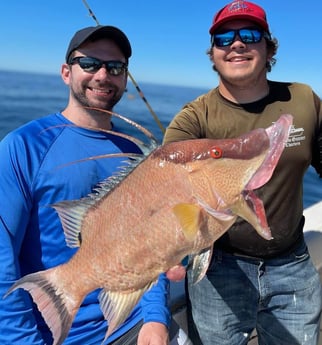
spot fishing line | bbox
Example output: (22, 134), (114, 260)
(81, 0), (166, 134)
(82, 0), (100, 25)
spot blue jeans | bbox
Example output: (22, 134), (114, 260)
(187, 240), (322, 345)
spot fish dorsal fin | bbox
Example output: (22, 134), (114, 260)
(99, 281), (155, 341)
(92, 155), (144, 201)
(52, 199), (95, 248)
(189, 247), (213, 284)
(52, 156), (145, 248)
(173, 203), (202, 241)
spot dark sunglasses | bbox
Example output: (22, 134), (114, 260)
(69, 56), (128, 76)
(211, 28), (270, 47)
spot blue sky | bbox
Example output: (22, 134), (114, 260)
(0, 0), (321, 96)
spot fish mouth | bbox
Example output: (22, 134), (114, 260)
(245, 114), (293, 190)
(232, 114), (293, 240)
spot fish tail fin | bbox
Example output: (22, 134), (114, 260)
(5, 269), (80, 345)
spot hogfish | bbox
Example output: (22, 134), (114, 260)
(5, 114), (293, 345)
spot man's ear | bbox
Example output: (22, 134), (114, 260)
(61, 63), (71, 85)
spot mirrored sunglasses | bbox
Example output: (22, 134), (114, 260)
(69, 56), (128, 76)
(211, 28), (270, 47)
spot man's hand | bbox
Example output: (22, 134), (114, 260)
(137, 322), (169, 345)
(165, 264), (186, 282)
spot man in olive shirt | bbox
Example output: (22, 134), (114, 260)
(163, 1), (322, 344)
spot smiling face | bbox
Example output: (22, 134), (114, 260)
(211, 19), (272, 90)
(61, 38), (128, 127)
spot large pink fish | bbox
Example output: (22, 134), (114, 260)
(5, 114), (293, 345)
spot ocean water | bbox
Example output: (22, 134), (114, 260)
(0, 69), (321, 208)
(0, 69), (206, 143)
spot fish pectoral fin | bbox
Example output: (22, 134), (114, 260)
(173, 203), (202, 241)
(189, 247), (213, 284)
(99, 281), (155, 340)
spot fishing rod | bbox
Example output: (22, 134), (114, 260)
(81, 0), (166, 134)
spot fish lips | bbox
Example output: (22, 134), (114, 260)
(246, 114), (293, 190)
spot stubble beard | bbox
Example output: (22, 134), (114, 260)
(71, 86), (122, 112)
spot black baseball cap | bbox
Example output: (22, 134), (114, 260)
(65, 25), (132, 62)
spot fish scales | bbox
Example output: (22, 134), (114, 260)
(78, 147), (263, 287)
(5, 114), (293, 345)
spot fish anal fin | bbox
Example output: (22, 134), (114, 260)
(100, 281), (155, 340)
(4, 270), (81, 345)
(173, 203), (202, 241)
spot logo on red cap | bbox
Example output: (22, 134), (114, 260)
(228, 1), (250, 13)
(209, 1), (269, 34)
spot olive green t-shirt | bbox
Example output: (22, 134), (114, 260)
(163, 81), (322, 258)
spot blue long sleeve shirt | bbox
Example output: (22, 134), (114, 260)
(0, 113), (170, 344)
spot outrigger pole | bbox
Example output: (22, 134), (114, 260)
(81, 0), (166, 134)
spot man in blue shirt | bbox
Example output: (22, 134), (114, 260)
(0, 25), (185, 345)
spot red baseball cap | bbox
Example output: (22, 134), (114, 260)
(209, 1), (269, 34)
